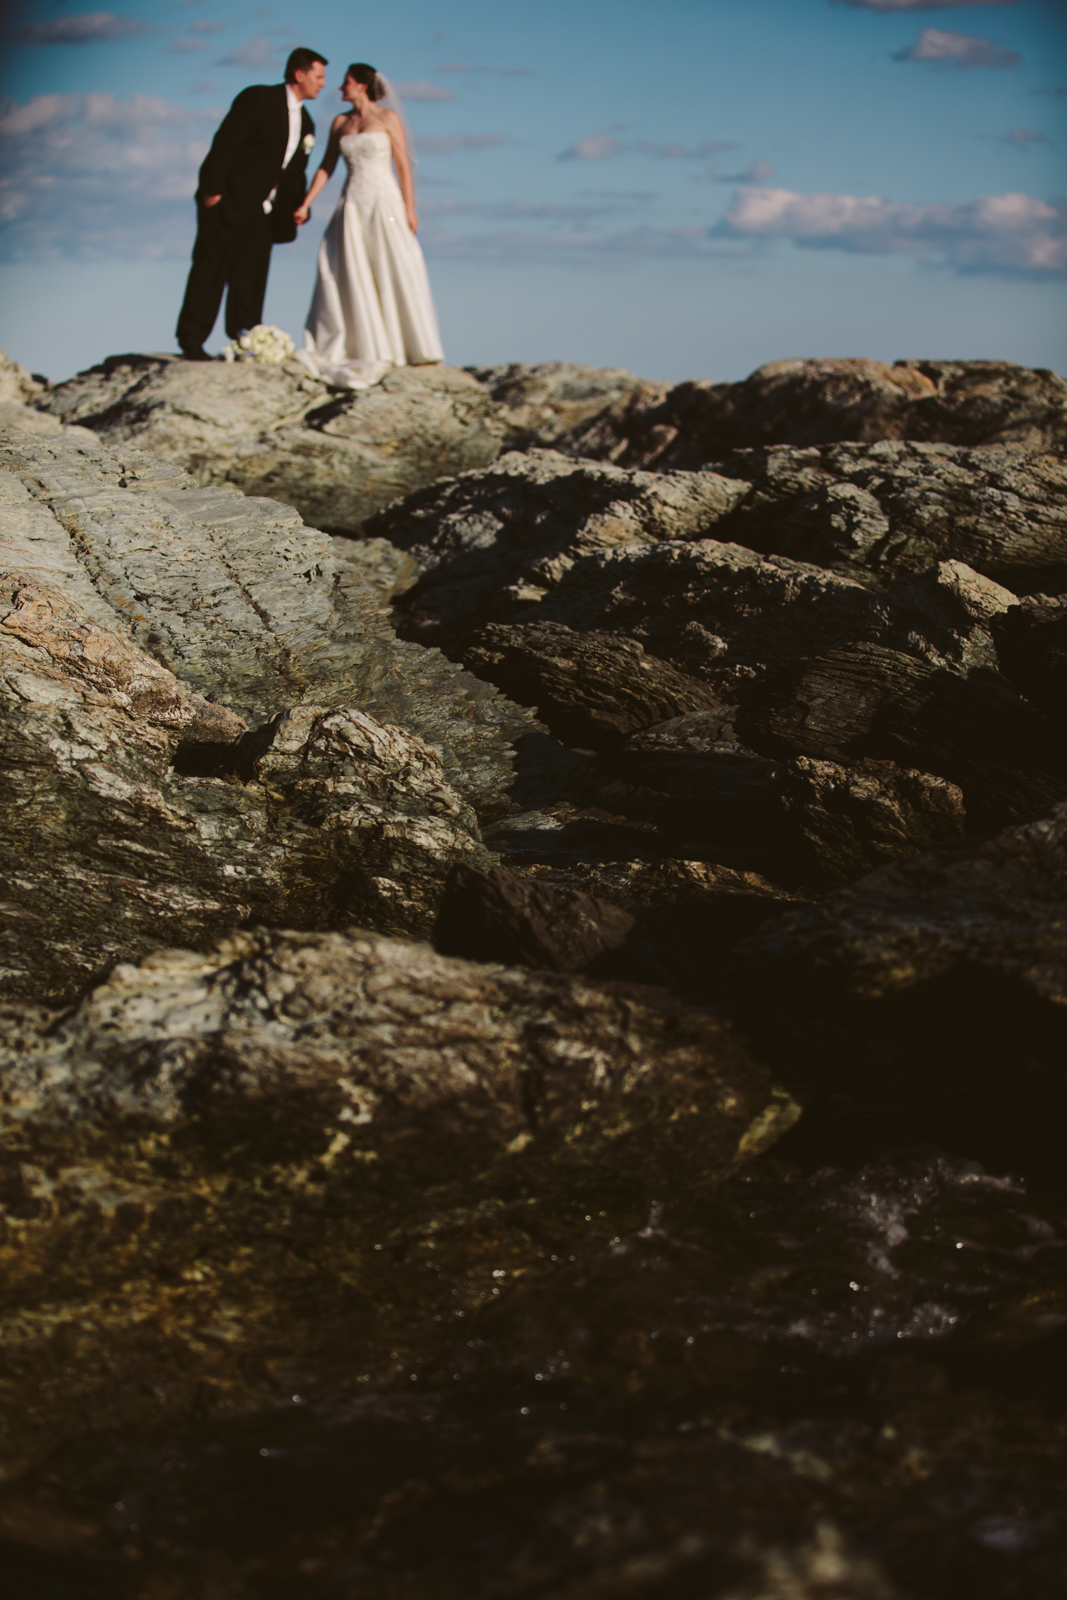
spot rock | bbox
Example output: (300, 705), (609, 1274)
(730, 801), (1067, 1104)
(512, 857), (806, 997)
(0, 348), (45, 408)
(0, 423), (532, 815)
(993, 592), (1067, 728)
(712, 441), (1067, 594)
(433, 861), (636, 971)
(738, 643), (1065, 831)
(370, 448), (751, 655)
(531, 540), (903, 702)
(464, 621), (723, 749)
(466, 359), (665, 447)
(0, 924), (798, 1470)
(0, 573), (490, 1003)
(34, 352), (509, 533)
(775, 756), (966, 890)
(556, 357), (1067, 469)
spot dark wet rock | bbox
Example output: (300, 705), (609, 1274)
(34, 352), (509, 533)
(557, 357), (1067, 469)
(731, 801), (1067, 1115)
(0, 423), (533, 815)
(433, 861), (635, 972)
(0, 574), (490, 1003)
(739, 643), (1065, 831)
(993, 592), (1067, 728)
(513, 856), (806, 997)
(0, 924), (798, 1474)
(712, 441), (1067, 594)
(370, 448), (750, 654)
(626, 704), (755, 754)
(466, 359), (662, 447)
(464, 621), (723, 749)
(775, 756), (966, 890)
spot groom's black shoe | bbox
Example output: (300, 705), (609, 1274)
(179, 345), (212, 361)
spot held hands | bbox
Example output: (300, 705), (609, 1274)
(294, 201), (311, 226)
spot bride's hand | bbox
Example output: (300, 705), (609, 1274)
(294, 203), (310, 226)
(406, 205), (418, 235)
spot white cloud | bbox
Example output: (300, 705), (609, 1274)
(560, 134), (736, 162)
(169, 38), (208, 55)
(893, 28), (1021, 67)
(217, 36), (274, 69)
(189, 20), (222, 34)
(716, 159), (776, 185)
(836, 0), (1018, 10)
(394, 81), (457, 104)
(14, 11), (150, 45)
(720, 185), (1066, 273)
(1004, 127), (1049, 148)
(0, 92), (212, 260)
(416, 133), (513, 155)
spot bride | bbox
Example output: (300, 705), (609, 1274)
(294, 63), (444, 389)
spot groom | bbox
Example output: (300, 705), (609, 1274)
(176, 47), (327, 360)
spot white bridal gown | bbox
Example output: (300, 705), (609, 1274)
(298, 131), (444, 390)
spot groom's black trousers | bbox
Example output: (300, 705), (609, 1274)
(176, 201), (273, 350)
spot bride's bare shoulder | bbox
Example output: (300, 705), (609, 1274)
(331, 112), (350, 132)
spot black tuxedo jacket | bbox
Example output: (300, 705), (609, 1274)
(197, 83), (314, 243)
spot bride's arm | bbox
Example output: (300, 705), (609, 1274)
(385, 112), (418, 235)
(295, 116), (346, 224)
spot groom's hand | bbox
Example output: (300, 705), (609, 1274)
(204, 194), (222, 207)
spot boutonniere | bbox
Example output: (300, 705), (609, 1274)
(302, 132), (315, 155)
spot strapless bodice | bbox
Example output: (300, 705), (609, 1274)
(340, 130), (393, 174)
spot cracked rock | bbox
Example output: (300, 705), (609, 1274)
(35, 353), (510, 533)
(0, 422), (532, 815)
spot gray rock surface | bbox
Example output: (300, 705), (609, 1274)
(35, 353), (510, 533)
(775, 756), (966, 889)
(0, 923), (797, 1470)
(0, 422), (532, 814)
(370, 448), (751, 654)
(465, 621), (723, 749)
(0, 573), (490, 1003)
(555, 357), (1067, 468)
(711, 440), (1067, 594)
(466, 359), (664, 447)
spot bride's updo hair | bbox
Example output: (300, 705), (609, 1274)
(347, 63), (385, 101)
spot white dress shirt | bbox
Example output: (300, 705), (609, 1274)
(263, 84), (303, 214)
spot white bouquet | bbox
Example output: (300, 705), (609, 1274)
(221, 324), (295, 366)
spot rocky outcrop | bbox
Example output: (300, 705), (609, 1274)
(993, 591), (1067, 727)
(740, 644), (1065, 831)
(35, 353), (510, 533)
(0, 423), (532, 814)
(0, 572), (490, 1003)
(731, 801), (1067, 1098)
(465, 621), (722, 749)
(373, 448), (750, 655)
(466, 359), (664, 447)
(774, 756), (966, 889)
(0, 923), (797, 1469)
(710, 441), (1067, 594)
(554, 357), (1067, 468)
(433, 861), (636, 971)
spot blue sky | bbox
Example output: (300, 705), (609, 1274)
(0, 0), (1064, 381)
